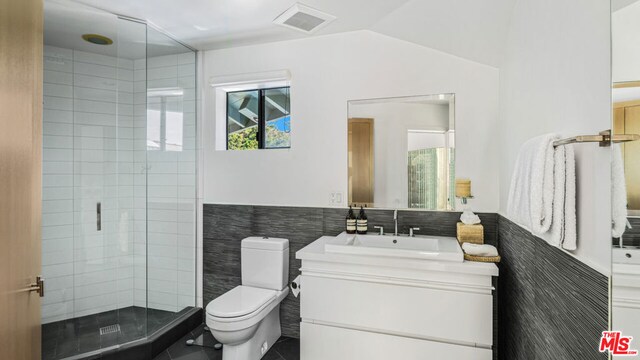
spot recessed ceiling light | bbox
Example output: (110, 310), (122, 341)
(273, 3), (336, 34)
(81, 34), (113, 45)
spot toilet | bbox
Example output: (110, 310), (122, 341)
(206, 237), (289, 360)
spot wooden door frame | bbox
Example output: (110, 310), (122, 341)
(0, 0), (43, 358)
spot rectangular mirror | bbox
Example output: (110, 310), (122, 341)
(347, 94), (455, 210)
(612, 0), (640, 349)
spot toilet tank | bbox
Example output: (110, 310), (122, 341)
(241, 237), (289, 290)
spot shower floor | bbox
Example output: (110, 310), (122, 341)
(42, 306), (187, 360)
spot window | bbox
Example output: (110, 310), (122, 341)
(226, 87), (290, 150)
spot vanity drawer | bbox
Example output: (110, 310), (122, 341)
(301, 322), (492, 360)
(300, 274), (493, 346)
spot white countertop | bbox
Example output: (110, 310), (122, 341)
(296, 236), (499, 277)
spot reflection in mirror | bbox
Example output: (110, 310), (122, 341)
(612, 0), (640, 349)
(347, 94), (455, 210)
(613, 84), (640, 218)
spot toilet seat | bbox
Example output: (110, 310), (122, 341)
(207, 286), (277, 318)
(206, 286), (289, 333)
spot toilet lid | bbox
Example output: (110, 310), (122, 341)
(207, 286), (277, 318)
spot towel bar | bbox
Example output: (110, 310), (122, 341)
(552, 130), (640, 147)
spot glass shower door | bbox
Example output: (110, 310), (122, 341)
(69, 12), (148, 351)
(42, 2), (197, 358)
(42, 2), (149, 357)
(144, 26), (197, 332)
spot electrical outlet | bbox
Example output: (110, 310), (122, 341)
(329, 191), (343, 204)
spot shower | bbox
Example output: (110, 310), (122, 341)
(41, 1), (197, 358)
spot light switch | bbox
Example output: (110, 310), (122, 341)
(329, 191), (344, 204)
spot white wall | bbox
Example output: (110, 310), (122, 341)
(349, 102), (449, 208)
(201, 30), (500, 211)
(498, 0), (611, 274)
(613, 1), (640, 82)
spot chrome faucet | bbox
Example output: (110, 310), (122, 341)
(393, 209), (398, 237)
(409, 227), (420, 237)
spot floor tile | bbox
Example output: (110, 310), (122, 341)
(272, 337), (300, 360)
(42, 306), (180, 360)
(153, 323), (299, 360)
(153, 350), (171, 360)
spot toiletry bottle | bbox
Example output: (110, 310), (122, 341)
(357, 206), (368, 234)
(346, 206), (357, 234)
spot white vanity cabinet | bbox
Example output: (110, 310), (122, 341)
(612, 248), (640, 348)
(296, 236), (499, 360)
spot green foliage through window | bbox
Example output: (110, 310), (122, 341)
(228, 127), (258, 150)
(227, 87), (290, 150)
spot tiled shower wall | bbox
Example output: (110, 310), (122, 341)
(42, 46), (139, 323)
(41, 46), (196, 323)
(141, 52), (197, 312)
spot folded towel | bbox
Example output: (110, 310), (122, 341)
(612, 144), (628, 238)
(507, 134), (577, 250)
(462, 243), (499, 257)
(460, 210), (481, 225)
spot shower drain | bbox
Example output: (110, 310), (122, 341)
(99, 324), (121, 336)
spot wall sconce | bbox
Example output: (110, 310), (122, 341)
(455, 179), (473, 205)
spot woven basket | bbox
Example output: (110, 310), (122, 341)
(456, 222), (500, 263)
(464, 253), (501, 263)
(456, 222), (484, 245)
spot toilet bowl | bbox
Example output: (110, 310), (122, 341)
(206, 237), (289, 360)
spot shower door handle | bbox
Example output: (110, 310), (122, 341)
(97, 202), (101, 231)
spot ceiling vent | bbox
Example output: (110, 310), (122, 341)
(273, 3), (336, 34)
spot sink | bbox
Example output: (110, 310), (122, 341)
(324, 232), (464, 262)
(613, 248), (640, 265)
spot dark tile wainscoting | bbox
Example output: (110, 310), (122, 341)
(202, 204), (609, 360)
(202, 204), (498, 339)
(497, 216), (608, 360)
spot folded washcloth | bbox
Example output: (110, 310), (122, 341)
(460, 210), (481, 225)
(462, 243), (499, 257)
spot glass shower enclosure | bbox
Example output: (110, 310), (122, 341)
(41, 1), (197, 358)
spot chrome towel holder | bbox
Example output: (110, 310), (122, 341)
(552, 130), (640, 147)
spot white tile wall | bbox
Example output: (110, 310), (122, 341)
(42, 46), (196, 324)
(140, 52), (197, 312)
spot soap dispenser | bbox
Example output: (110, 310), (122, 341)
(357, 206), (368, 234)
(346, 206), (357, 234)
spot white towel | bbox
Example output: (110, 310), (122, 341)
(507, 134), (557, 233)
(507, 134), (577, 250)
(549, 144), (577, 250)
(462, 243), (499, 257)
(612, 144), (628, 238)
(460, 210), (481, 225)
